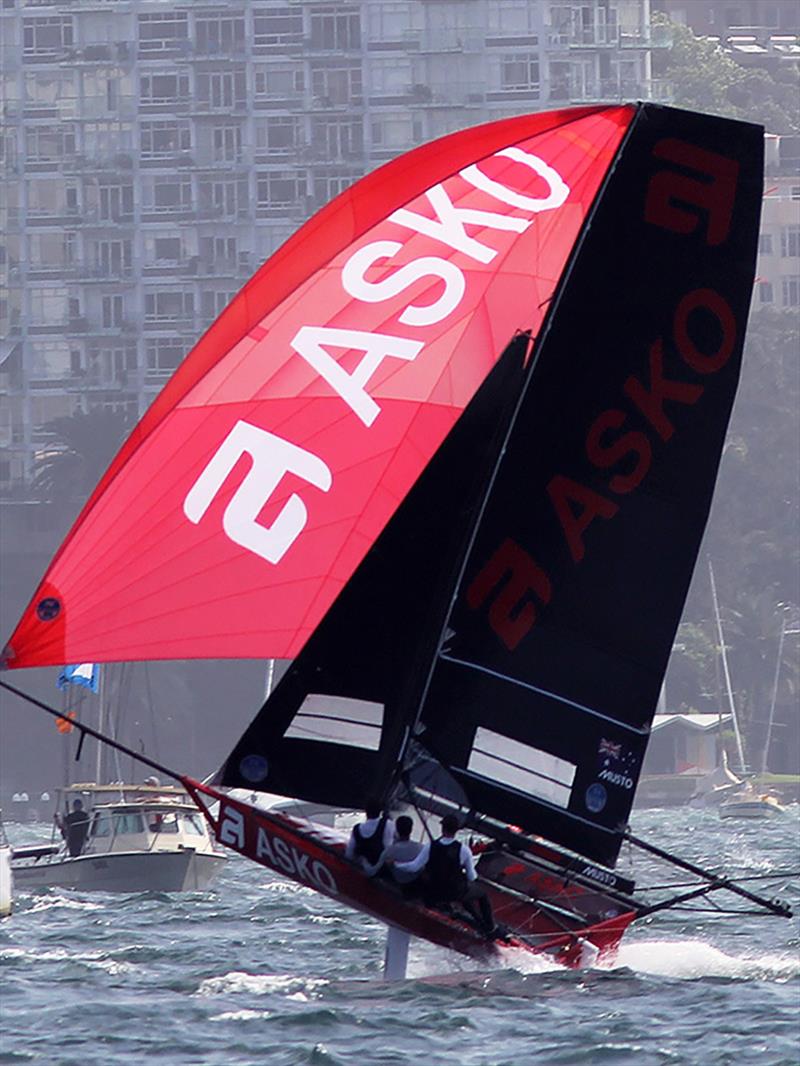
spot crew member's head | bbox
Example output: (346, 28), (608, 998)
(441, 814), (459, 837)
(395, 815), (413, 840)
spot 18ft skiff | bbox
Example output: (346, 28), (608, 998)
(2, 103), (791, 965)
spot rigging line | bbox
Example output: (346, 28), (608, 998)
(392, 107), (645, 782)
(0, 678), (184, 787)
(624, 829), (792, 918)
(638, 871), (800, 891)
(440, 653), (650, 737)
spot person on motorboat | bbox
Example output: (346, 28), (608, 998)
(364, 815), (423, 892)
(57, 798), (90, 857)
(345, 797), (395, 871)
(394, 813), (499, 938)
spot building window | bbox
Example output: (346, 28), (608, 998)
(369, 57), (412, 97)
(23, 16), (73, 56)
(256, 117), (300, 156)
(89, 345), (136, 386)
(152, 237), (182, 262)
(144, 291), (194, 323)
(212, 124), (243, 163)
(781, 276), (800, 307)
(758, 281), (774, 304)
(549, 60), (571, 101)
(102, 294), (125, 328)
(311, 64), (362, 105)
(313, 172), (360, 206)
(781, 226), (800, 257)
(94, 239), (132, 277)
(201, 290), (236, 323)
(254, 64), (304, 99)
(311, 118), (363, 159)
(256, 172), (307, 216)
(253, 9), (303, 50)
(197, 71), (247, 110)
(759, 233), (773, 255)
(146, 338), (185, 376)
(137, 12), (189, 55)
(501, 54), (540, 93)
(30, 289), (69, 326)
(198, 178), (248, 219)
(200, 236), (238, 267)
(196, 15), (245, 55)
(140, 73), (190, 107)
(98, 183), (133, 221)
(310, 7), (361, 51)
(371, 116), (414, 149)
(140, 121), (191, 159)
(29, 232), (75, 270)
(25, 127), (75, 162)
(148, 179), (192, 213)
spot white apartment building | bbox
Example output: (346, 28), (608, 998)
(1, 0), (665, 491)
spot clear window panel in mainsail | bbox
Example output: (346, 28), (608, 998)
(284, 695), (384, 751)
(467, 728), (576, 809)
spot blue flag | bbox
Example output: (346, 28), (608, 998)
(57, 663), (99, 693)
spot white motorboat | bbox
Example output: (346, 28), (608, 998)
(12, 782), (226, 892)
(719, 785), (786, 820)
(0, 812), (12, 916)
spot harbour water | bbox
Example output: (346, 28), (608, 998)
(2, 807), (798, 1065)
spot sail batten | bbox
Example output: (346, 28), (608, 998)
(437, 653), (651, 736)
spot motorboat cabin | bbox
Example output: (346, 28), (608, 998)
(12, 782), (226, 893)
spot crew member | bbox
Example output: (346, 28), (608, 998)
(345, 797), (396, 871)
(365, 814), (423, 890)
(394, 813), (498, 937)
(58, 798), (91, 857)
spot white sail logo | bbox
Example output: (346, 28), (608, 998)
(185, 146), (570, 562)
(183, 421), (331, 564)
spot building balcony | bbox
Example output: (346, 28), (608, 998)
(140, 151), (195, 169)
(302, 37), (363, 56)
(81, 265), (136, 282)
(192, 100), (249, 117)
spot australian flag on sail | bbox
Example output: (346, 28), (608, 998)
(57, 663), (99, 693)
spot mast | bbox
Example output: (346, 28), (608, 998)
(761, 615), (785, 776)
(391, 109), (643, 804)
(95, 664), (105, 784)
(708, 561), (747, 773)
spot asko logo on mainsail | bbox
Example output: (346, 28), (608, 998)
(3, 104), (790, 968)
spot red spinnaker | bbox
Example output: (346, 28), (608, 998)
(5, 106), (633, 668)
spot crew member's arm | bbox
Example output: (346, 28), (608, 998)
(460, 844), (477, 882)
(394, 842), (430, 875)
(364, 848), (387, 878)
(344, 830), (358, 861)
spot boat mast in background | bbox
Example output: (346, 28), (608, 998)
(708, 560), (748, 773)
(761, 615), (786, 775)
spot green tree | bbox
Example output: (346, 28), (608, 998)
(652, 13), (800, 133)
(33, 408), (132, 504)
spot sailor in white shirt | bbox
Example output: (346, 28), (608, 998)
(345, 798), (396, 871)
(394, 813), (497, 937)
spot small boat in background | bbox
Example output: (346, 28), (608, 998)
(0, 812), (12, 916)
(719, 783), (786, 820)
(12, 781), (226, 893)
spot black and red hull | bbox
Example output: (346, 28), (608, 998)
(186, 779), (638, 968)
